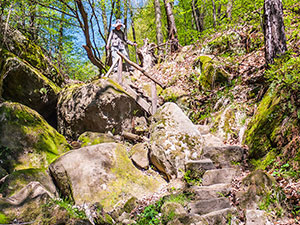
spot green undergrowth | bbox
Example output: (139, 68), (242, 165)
(51, 198), (87, 220)
(136, 193), (191, 225)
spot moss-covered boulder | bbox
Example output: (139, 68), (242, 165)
(0, 49), (61, 124)
(0, 169), (56, 198)
(149, 102), (203, 180)
(236, 170), (283, 212)
(78, 131), (116, 147)
(0, 24), (65, 87)
(49, 143), (165, 211)
(57, 78), (144, 139)
(244, 88), (300, 162)
(0, 182), (90, 225)
(0, 102), (70, 173)
(193, 56), (229, 90)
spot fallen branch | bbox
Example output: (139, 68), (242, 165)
(117, 51), (166, 89)
(122, 131), (149, 142)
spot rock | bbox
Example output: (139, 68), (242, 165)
(130, 143), (149, 169)
(188, 197), (231, 215)
(0, 25), (65, 87)
(188, 183), (232, 200)
(202, 146), (245, 168)
(133, 117), (149, 135)
(0, 181), (53, 206)
(161, 202), (187, 220)
(195, 208), (237, 225)
(200, 31), (245, 55)
(202, 133), (224, 147)
(123, 197), (138, 213)
(246, 210), (271, 225)
(236, 170), (278, 210)
(49, 143), (165, 211)
(0, 102), (70, 173)
(57, 78), (144, 139)
(193, 55), (229, 90)
(244, 88), (299, 160)
(185, 159), (215, 180)
(149, 102), (203, 180)
(196, 125), (210, 135)
(202, 168), (238, 186)
(0, 182), (53, 224)
(0, 49), (61, 124)
(0, 183), (91, 224)
(0, 169), (56, 198)
(78, 131), (116, 147)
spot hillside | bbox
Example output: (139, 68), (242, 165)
(1, 1), (300, 225)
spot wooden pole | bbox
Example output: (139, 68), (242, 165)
(151, 81), (157, 114)
(118, 56), (122, 84)
(117, 51), (166, 89)
(103, 57), (119, 77)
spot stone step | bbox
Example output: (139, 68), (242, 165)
(202, 145), (245, 168)
(202, 133), (224, 147)
(194, 208), (237, 225)
(185, 159), (215, 179)
(188, 183), (232, 200)
(202, 168), (238, 186)
(188, 197), (231, 215)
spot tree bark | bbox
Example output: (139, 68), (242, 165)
(211, 0), (216, 27)
(226, 0), (233, 20)
(115, 0), (121, 19)
(100, 0), (108, 39)
(75, 0), (106, 72)
(192, 0), (204, 32)
(264, 0), (287, 65)
(163, 0), (179, 52)
(154, 0), (164, 49)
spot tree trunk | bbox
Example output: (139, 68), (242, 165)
(154, 0), (164, 49)
(211, 0), (216, 27)
(264, 0), (287, 65)
(115, 0), (121, 19)
(192, 0), (203, 32)
(163, 0), (179, 52)
(226, 0), (233, 20)
(75, 0), (106, 72)
(100, 0), (108, 39)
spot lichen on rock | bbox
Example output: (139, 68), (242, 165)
(49, 143), (165, 211)
(149, 102), (203, 180)
(57, 78), (144, 139)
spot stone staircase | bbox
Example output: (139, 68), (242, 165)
(184, 128), (245, 224)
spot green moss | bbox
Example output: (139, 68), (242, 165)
(95, 144), (161, 211)
(0, 212), (8, 224)
(78, 132), (115, 147)
(0, 168), (52, 198)
(1, 52), (61, 94)
(0, 102), (70, 172)
(244, 89), (282, 159)
(194, 56), (228, 90)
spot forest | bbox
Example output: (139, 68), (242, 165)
(1, 0), (300, 224)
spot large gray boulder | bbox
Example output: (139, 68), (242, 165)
(57, 78), (145, 139)
(0, 102), (70, 173)
(49, 143), (165, 211)
(0, 49), (61, 123)
(149, 102), (203, 180)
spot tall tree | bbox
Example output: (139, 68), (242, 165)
(192, 0), (204, 32)
(263, 0), (287, 65)
(226, 0), (233, 20)
(154, 0), (164, 47)
(163, 0), (179, 52)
